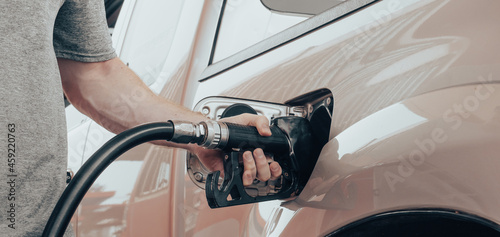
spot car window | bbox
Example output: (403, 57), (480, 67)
(117, 0), (184, 87)
(105, 0), (124, 28)
(201, 0), (376, 81)
(211, 0), (309, 63)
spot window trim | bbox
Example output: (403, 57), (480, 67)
(208, 0), (228, 65)
(200, 0), (379, 82)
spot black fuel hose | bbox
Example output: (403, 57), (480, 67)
(43, 122), (174, 237)
(44, 119), (292, 236)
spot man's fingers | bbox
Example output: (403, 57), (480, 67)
(225, 114), (271, 136)
(242, 149), (283, 186)
(254, 149), (271, 181)
(269, 161), (282, 180)
(249, 115), (272, 136)
(242, 151), (256, 186)
(216, 113), (280, 186)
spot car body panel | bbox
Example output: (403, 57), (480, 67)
(191, 0), (500, 236)
(66, 0), (500, 236)
(294, 84), (500, 235)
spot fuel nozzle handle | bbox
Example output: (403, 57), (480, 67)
(169, 120), (290, 154)
(218, 122), (291, 153)
(168, 117), (314, 208)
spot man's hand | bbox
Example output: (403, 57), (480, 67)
(193, 114), (282, 186)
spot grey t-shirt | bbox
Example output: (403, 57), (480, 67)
(0, 0), (115, 236)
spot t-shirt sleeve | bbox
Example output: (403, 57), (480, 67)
(53, 0), (117, 62)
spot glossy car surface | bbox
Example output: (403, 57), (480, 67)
(66, 0), (500, 236)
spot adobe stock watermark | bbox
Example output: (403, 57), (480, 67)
(68, 86), (149, 164)
(384, 74), (495, 192)
(337, 0), (402, 61)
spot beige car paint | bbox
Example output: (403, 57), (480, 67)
(194, 0), (500, 236)
(68, 0), (500, 236)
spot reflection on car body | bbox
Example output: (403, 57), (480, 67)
(66, 0), (500, 236)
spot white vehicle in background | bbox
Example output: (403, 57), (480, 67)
(66, 0), (500, 236)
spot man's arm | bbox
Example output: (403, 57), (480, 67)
(58, 57), (281, 183)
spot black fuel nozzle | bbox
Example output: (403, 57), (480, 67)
(169, 116), (314, 208)
(169, 120), (290, 153)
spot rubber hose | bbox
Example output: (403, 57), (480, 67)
(43, 122), (174, 237)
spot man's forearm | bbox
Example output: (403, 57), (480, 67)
(59, 57), (280, 182)
(58, 57), (206, 149)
